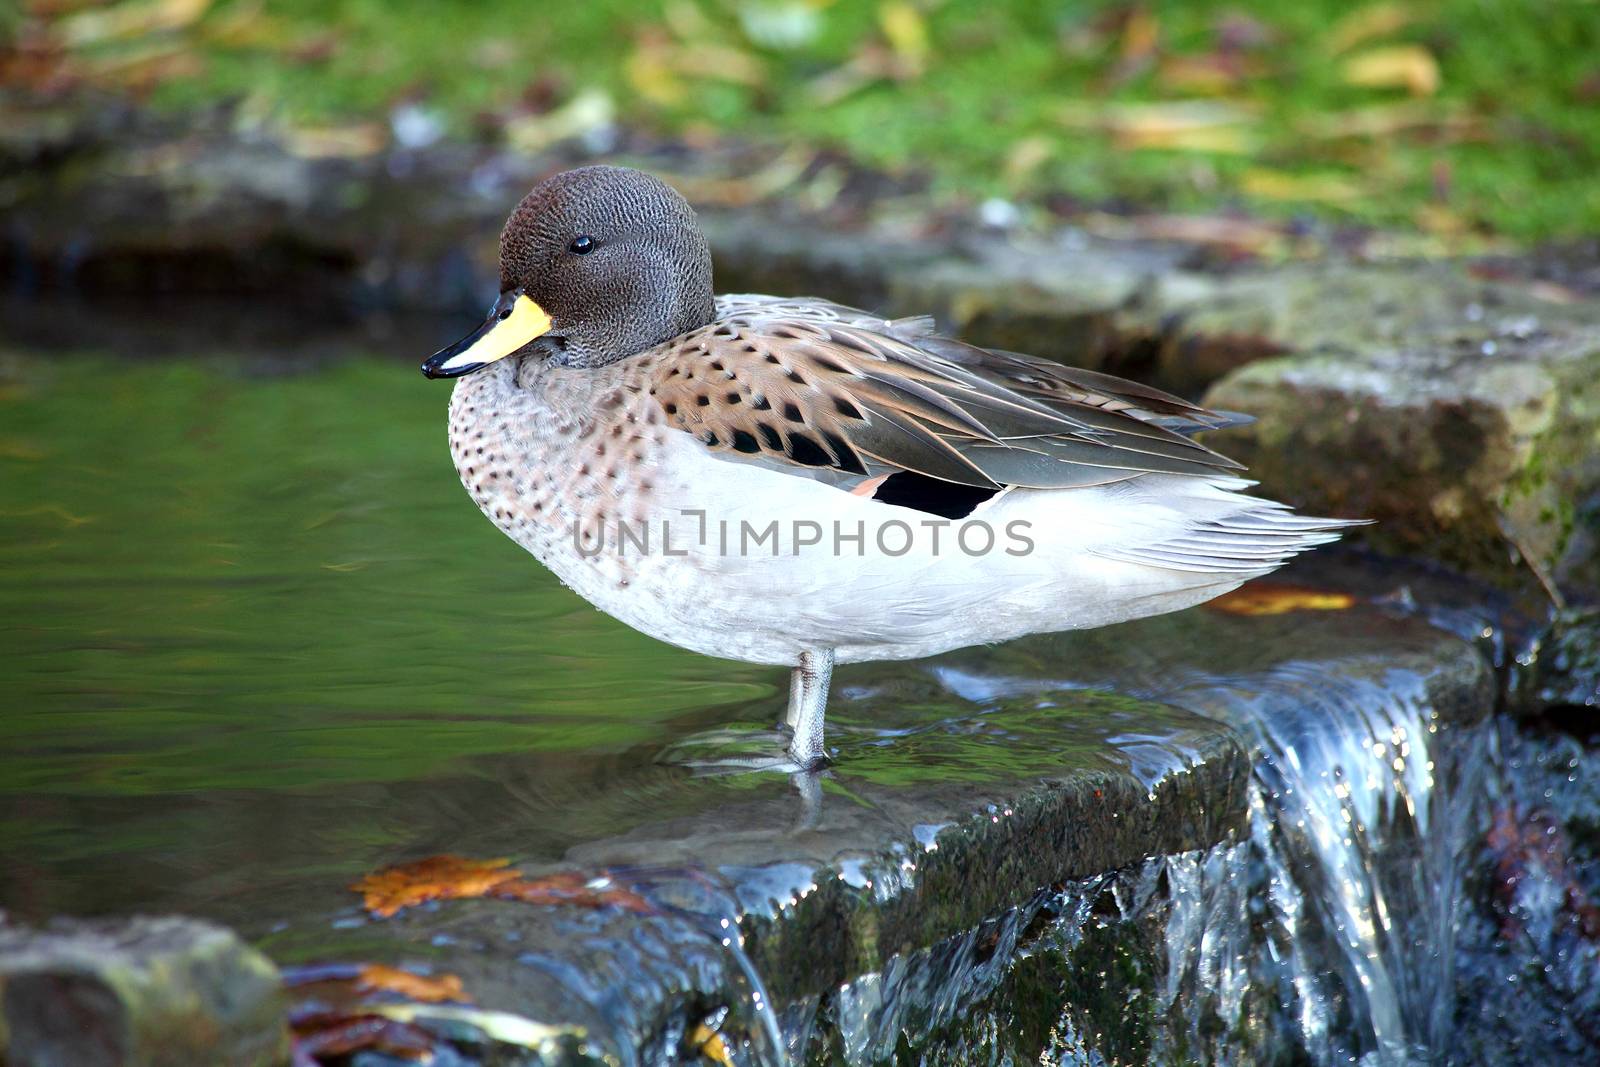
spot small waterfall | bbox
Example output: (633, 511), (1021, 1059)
(1176, 660), (1493, 1065)
(793, 645), (1497, 1064)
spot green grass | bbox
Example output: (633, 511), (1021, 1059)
(28, 0), (1600, 239)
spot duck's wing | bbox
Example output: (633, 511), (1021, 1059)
(712, 293), (933, 333)
(644, 301), (1244, 492)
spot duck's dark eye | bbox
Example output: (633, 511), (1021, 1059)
(568, 235), (595, 255)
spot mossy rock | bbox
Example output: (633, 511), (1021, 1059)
(1204, 264), (1600, 601)
(0, 914), (288, 1067)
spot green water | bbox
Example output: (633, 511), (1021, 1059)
(0, 334), (1453, 950)
(0, 339), (1272, 939)
(0, 350), (777, 924)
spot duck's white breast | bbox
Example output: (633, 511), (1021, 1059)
(448, 359), (1268, 667)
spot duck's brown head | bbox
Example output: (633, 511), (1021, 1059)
(422, 165), (715, 378)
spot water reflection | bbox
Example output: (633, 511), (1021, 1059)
(0, 350), (770, 922)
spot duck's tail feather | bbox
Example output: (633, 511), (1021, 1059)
(1092, 480), (1369, 575)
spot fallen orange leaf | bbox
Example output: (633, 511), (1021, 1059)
(352, 856), (658, 918)
(1207, 584), (1357, 616)
(351, 855), (521, 918)
(357, 965), (470, 1005)
(492, 872), (657, 915)
(291, 1014), (436, 1062)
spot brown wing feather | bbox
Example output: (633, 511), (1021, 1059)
(645, 304), (1244, 491)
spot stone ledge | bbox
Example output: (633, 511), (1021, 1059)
(1204, 306), (1600, 601)
(266, 690), (1249, 1064)
(268, 593), (1494, 1064)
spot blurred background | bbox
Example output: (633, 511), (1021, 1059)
(4, 0), (1599, 243)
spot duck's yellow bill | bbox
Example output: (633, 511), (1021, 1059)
(421, 292), (552, 379)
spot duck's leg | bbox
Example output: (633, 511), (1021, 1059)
(785, 648), (835, 770)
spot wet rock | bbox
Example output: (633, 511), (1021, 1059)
(1512, 609), (1600, 718)
(1452, 715), (1600, 1064)
(271, 590), (1495, 1065)
(880, 592), (1498, 1065)
(0, 913), (288, 1067)
(271, 689), (1250, 1066)
(1202, 264), (1600, 600)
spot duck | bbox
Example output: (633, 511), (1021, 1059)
(421, 165), (1357, 771)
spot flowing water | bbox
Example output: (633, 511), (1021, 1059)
(1, 300), (1585, 1064)
(805, 623), (1498, 1066)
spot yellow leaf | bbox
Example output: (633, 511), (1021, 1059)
(673, 43), (767, 86)
(1325, 3), (1415, 55)
(690, 1023), (735, 1066)
(0, 439), (45, 461)
(1299, 101), (1481, 141)
(1341, 44), (1440, 96)
(59, 0), (211, 47)
(1207, 583), (1356, 616)
(197, 1), (291, 49)
(1415, 203), (1468, 236)
(1004, 135), (1055, 184)
(1122, 124), (1255, 153)
(1060, 100), (1261, 154)
(877, 1), (928, 71)
(663, 0), (717, 43)
(282, 123), (388, 159)
(626, 36), (688, 107)
(503, 89), (615, 153)
(1240, 168), (1365, 203)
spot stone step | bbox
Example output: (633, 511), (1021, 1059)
(264, 588), (1493, 1064)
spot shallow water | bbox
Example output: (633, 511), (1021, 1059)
(0, 325), (1241, 930)
(0, 333), (787, 925)
(3, 307), (1567, 1065)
